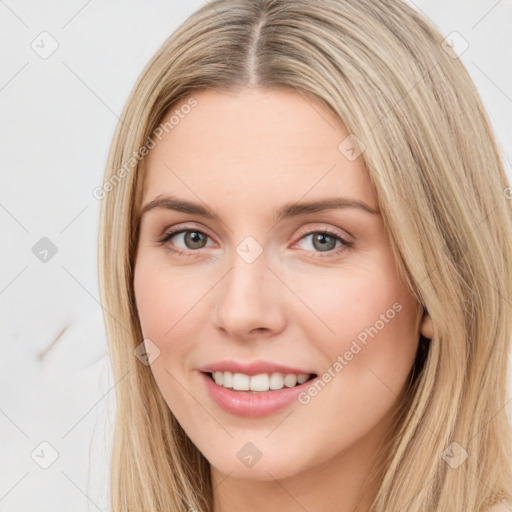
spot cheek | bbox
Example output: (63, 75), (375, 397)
(133, 253), (206, 340)
(133, 255), (204, 413)
(293, 257), (419, 387)
(289, 266), (419, 448)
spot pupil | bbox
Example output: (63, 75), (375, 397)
(186, 231), (205, 249)
(313, 233), (335, 252)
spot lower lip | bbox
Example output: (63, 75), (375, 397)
(200, 372), (316, 418)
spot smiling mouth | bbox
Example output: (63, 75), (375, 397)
(204, 371), (317, 393)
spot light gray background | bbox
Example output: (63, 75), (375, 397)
(1, 1), (511, 511)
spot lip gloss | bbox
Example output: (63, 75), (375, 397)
(200, 371), (316, 418)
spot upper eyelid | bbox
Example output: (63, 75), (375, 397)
(158, 223), (215, 242)
(294, 224), (352, 241)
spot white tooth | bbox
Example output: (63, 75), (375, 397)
(232, 373), (250, 391)
(250, 373), (270, 391)
(216, 371), (310, 391)
(223, 371), (233, 388)
(269, 372), (285, 390)
(284, 374), (298, 387)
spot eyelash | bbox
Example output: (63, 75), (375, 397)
(155, 225), (353, 258)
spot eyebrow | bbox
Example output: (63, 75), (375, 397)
(140, 194), (379, 223)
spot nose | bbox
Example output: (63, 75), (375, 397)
(212, 247), (287, 340)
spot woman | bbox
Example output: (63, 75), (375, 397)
(98, 0), (512, 510)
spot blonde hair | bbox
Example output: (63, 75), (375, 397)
(97, 0), (512, 510)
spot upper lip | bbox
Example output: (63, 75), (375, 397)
(198, 359), (316, 377)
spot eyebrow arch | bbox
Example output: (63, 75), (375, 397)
(273, 197), (379, 221)
(140, 195), (379, 222)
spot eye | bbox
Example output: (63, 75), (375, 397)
(293, 229), (353, 257)
(156, 227), (214, 256)
(155, 225), (353, 258)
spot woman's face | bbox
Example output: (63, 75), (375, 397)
(134, 88), (422, 481)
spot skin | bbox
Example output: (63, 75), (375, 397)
(133, 88), (433, 512)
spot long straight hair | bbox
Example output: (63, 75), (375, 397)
(97, 1), (512, 510)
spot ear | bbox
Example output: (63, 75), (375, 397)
(420, 310), (434, 339)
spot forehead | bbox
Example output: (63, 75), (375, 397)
(141, 88), (377, 213)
